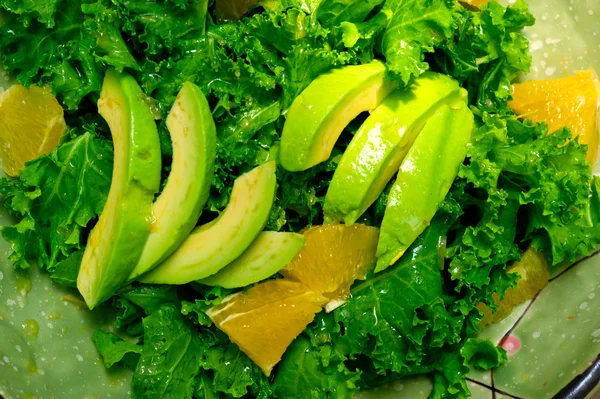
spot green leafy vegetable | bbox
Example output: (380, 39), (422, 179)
(1, 130), (113, 270)
(317, 0), (384, 27)
(113, 296), (145, 335)
(0, 0), (60, 27)
(434, 0), (535, 111)
(338, 11), (389, 50)
(93, 330), (142, 369)
(118, 0), (209, 56)
(273, 211), (509, 398)
(50, 249), (83, 287)
(459, 114), (600, 266)
(0, 0), (126, 109)
(82, 1), (140, 71)
(461, 338), (507, 370)
(109, 285), (181, 336)
(118, 285), (180, 314)
(442, 113), (600, 339)
(329, 214), (477, 395)
(202, 341), (272, 398)
(1, 0), (596, 398)
(181, 285), (236, 326)
(379, 0), (455, 85)
(273, 337), (360, 399)
(132, 304), (204, 398)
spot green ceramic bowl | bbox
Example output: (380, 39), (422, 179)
(1, 1), (599, 398)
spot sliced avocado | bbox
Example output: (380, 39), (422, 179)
(324, 73), (462, 225)
(199, 231), (305, 288)
(140, 161), (277, 285)
(128, 82), (217, 280)
(279, 60), (395, 172)
(77, 70), (162, 309)
(376, 97), (474, 272)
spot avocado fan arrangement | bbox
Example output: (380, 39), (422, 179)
(1, 0), (600, 398)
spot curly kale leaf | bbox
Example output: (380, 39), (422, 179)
(457, 113), (600, 268)
(379, 0), (455, 85)
(0, 0), (137, 109)
(434, 0), (535, 111)
(1, 130), (113, 270)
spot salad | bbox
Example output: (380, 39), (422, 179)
(0, 0), (599, 398)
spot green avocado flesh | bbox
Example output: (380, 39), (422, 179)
(324, 73), (462, 225)
(140, 161), (277, 285)
(376, 98), (474, 272)
(199, 231), (305, 288)
(77, 70), (162, 309)
(279, 60), (395, 172)
(129, 82), (217, 280)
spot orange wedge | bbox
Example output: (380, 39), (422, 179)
(0, 84), (66, 176)
(280, 224), (379, 306)
(206, 279), (326, 375)
(460, 0), (491, 7)
(478, 247), (550, 327)
(509, 69), (600, 164)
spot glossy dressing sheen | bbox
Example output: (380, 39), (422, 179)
(279, 60), (396, 171)
(324, 72), (463, 225)
(376, 99), (474, 272)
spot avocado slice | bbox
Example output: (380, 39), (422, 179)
(128, 82), (217, 280)
(279, 60), (395, 172)
(77, 70), (162, 309)
(199, 231), (305, 288)
(324, 73), (462, 225)
(376, 98), (474, 272)
(140, 161), (277, 285)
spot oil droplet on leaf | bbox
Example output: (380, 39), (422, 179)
(60, 294), (87, 309)
(26, 358), (39, 374)
(22, 319), (39, 342)
(15, 272), (32, 299)
(47, 311), (62, 320)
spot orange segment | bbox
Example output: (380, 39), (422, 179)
(206, 279), (326, 376)
(460, 0), (492, 7)
(478, 247), (550, 327)
(206, 225), (379, 374)
(0, 84), (66, 176)
(509, 69), (600, 164)
(280, 224), (379, 304)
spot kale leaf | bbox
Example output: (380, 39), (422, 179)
(1, 129), (113, 270)
(132, 304), (204, 398)
(2, 1), (597, 398)
(379, 0), (455, 85)
(458, 113), (600, 266)
(93, 330), (142, 369)
(434, 0), (535, 112)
